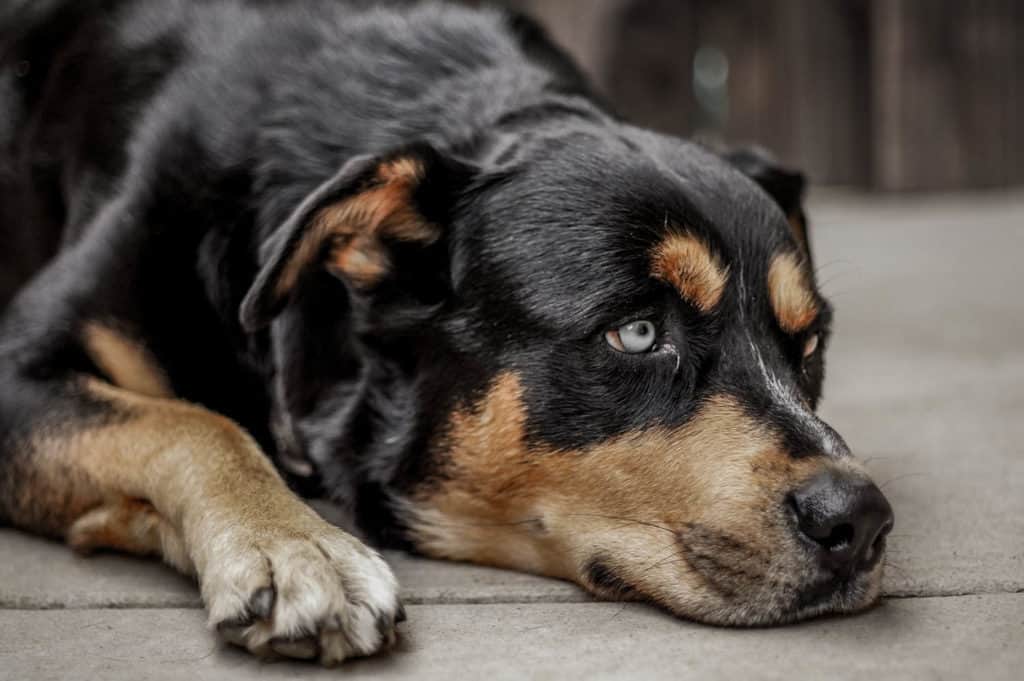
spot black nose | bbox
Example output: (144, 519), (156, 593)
(789, 471), (894, 577)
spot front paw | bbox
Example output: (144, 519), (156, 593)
(200, 519), (403, 666)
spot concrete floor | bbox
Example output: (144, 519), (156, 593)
(2, 192), (1023, 680)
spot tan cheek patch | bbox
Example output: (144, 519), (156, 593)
(275, 157), (439, 296)
(81, 323), (174, 399)
(767, 251), (819, 333)
(651, 233), (729, 312)
(404, 372), (825, 581)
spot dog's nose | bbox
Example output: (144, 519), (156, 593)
(789, 471), (894, 577)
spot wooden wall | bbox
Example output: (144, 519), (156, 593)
(507, 0), (1024, 190)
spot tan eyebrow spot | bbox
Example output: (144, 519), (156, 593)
(767, 251), (819, 333)
(650, 233), (729, 313)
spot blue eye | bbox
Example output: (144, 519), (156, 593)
(605, 320), (657, 354)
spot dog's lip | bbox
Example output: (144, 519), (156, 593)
(790, 562), (882, 619)
(795, 575), (849, 611)
(653, 521), (886, 623)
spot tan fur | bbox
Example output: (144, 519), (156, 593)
(404, 371), (873, 622)
(67, 498), (192, 573)
(275, 157), (438, 297)
(2, 433), (106, 538)
(767, 251), (819, 333)
(14, 378), (400, 664)
(81, 323), (173, 398)
(650, 233), (729, 312)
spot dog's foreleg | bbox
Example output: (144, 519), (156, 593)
(0, 374), (402, 665)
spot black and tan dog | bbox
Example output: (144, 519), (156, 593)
(0, 0), (893, 666)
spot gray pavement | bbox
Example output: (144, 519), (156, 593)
(2, 191), (1023, 679)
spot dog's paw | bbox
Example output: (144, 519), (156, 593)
(200, 518), (403, 666)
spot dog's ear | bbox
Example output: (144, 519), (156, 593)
(723, 147), (811, 260)
(240, 144), (472, 331)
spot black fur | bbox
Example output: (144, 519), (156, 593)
(0, 0), (828, 547)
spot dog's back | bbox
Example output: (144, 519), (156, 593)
(0, 0), (177, 305)
(0, 0), (591, 310)
(0, 1), (76, 305)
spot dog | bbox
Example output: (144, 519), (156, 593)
(0, 0), (893, 666)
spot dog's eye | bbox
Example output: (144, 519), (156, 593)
(803, 333), (819, 359)
(605, 320), (657, 353)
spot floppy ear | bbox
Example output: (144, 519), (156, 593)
(723, 147), (811, 261)
(240, 144), (470, 331)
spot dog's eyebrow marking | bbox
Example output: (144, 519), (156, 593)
(650, 233), (729, 313)
(767, 251), (819, 333)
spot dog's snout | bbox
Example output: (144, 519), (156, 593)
(789, 471), (894, 577)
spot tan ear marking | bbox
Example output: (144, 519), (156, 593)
(274, 156), (438, 297)
(651, 233), (729, 313)
(327, 234), (391, 289)
(767, 251), (819, 333)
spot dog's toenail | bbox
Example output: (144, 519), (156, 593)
(249, 586), (275, 619)
(271, 637), (319, 659)
(217, 623), (248, 647)
(376, 613), (393, 638)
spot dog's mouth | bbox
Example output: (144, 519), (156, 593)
(580, 521), (887, 627)
(791, 570), (881, 616)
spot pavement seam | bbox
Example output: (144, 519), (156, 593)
(3, 588), (1023, 611)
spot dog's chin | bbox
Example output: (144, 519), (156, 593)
(592, 561), (886, 628)
(703, 565), (884, 627)
(783, 565), (886, 624)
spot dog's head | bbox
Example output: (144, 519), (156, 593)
(241, 123), (892, 626)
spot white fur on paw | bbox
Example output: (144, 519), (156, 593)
(201, 521), (403, 666)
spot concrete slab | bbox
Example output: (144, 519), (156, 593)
(811, 192), (1024, 596)
(0, 530), (199, 610)
(1, 595), (1021, 681)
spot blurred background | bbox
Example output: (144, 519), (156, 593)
(484, 0), (1023, 191)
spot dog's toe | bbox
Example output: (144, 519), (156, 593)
(202, 521), (401, 665)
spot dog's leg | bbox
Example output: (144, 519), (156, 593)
(0, 374), (402, 665)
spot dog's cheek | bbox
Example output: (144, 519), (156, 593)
(398, 372), (840, 622)
(397, 372), (573, 577)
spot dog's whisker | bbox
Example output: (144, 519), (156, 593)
(859, 455), (902, 465)
(813, 258), (854, 271)
(561, 513), (677, 536)
(634, 546), (686, 578)
(409, 517), (547, 530)
(881, 561), (911, 580)
(638, 553), (690, 578)
(879, 472), (931, 489)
